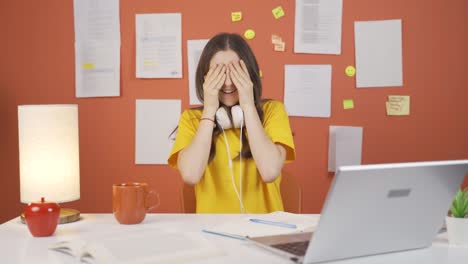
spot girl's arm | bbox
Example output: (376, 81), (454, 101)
(177, 64), (226, 185)
(177, 116), (216, 185)
(229, 61), (285, 182)
(242, 105), (286, 183)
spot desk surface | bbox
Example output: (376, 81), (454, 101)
(0, 213), (467, 264)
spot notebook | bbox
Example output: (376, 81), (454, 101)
(204, 211), (319, 239)
(249, 160), (468, 263)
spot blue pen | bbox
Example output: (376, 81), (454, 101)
(249, 218), (297, 229)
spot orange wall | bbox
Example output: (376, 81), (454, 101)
(1, 0), (467, 224)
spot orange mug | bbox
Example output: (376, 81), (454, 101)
(112, 182), (160, 224)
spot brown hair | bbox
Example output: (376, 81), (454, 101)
(196, 33), (265, 162)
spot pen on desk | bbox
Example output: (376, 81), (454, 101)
(249, 218), (297, 229)
(202, 229), (247, 241)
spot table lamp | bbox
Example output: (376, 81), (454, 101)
(18, 104), (81, 224)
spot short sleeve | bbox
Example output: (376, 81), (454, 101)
(263, 101), (296, 162)
(167, 110), (200, 168)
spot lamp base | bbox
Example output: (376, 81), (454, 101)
(21, 208), (80, 224)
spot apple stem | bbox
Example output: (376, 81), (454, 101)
(41, 197), (45, 203)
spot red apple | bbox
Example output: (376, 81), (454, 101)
(24, 197), (60, 237)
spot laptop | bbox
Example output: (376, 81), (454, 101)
(249, 160), (468, 263)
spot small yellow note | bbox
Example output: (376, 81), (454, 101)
(244, 29), (256, 40)
(343, 99), (354, 109)
(274, 42), (285, 52)
(345, 66), (356, 77)
(272, 6), (285, 19)
(259, 70), (263, 78)
(144, 61), (154, 66)
(271, 34), (282, 44)
(271, 34), (285, 51)
(82, 63), (95, 70)
(386, 95), (410, 116)
(231, 11), (242, 22)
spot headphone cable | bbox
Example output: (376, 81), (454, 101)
(220, 127), (246, 213)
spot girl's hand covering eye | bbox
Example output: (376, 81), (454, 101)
(203, 64), (226, 115)
(229, 60), (255, 110)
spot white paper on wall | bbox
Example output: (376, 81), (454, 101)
(354, 19), (403, 88)
(136, 13), (182, 79)
(328, 126), (363, 172)
(284, 65), (332, 117)
(73, 0), (121, 98)
(294, 0), (343, 54)
(135, 100), (181, 164)
(187, 39), (209, 105)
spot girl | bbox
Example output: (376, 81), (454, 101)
(168, 33), (295, 213)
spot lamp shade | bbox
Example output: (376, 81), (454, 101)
(18, 104), (80, 203)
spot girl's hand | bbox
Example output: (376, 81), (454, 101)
(203, 64), (226, 116)
(229, 60), (255, 111)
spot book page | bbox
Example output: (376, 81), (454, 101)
(49, 240), (87, 258)
(49, 228), (223, 264)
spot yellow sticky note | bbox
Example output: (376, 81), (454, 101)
(271, 34), (282, 44)
(144, 61), (154, 66)
(272, 6), (285, 19)
(388, 95), (409, 103)
(386, 95), (410, 115)
(386, 102), (402, 115)
(231, 11), (242, 22)
(345, 66), (356, 77)
(244, 29), (256, 40)
(274, 42), (285, 52)
(259, 70), (263, 78)
(271, 34), (285, 51)
(82, 63), (95, 70)
(343, 99), (354, 109)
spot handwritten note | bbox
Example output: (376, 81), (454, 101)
(274, 42), (285, 51)
(386, 95), (410, 116)
(231, 11), (242, 22)
(272, 34), (285, 52)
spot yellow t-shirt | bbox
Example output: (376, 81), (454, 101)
(168, 100), (295, 213)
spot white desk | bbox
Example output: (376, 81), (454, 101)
(0, 214), (466, 264)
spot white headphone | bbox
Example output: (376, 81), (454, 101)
(215, 105), (244, 129)
(215, 105), (247, 213)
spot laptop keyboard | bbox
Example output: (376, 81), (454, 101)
(271, 241), (310, 256)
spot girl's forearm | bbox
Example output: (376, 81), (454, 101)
(177, 119), (215, 185)
(242, 106), (286, 182)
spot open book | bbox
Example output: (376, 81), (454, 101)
(204, 211), (319, 239)
(49, 228), (223, 264)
